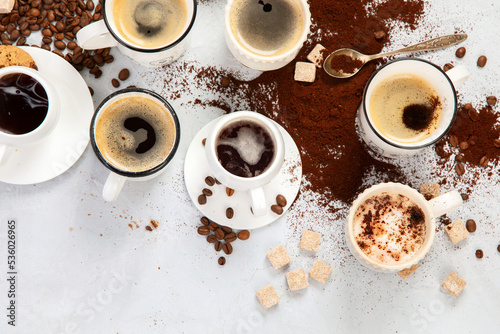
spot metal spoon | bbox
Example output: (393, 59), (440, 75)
(323, 34), (468, 78)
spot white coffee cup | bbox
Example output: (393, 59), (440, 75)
(346, 182), (463, 272)
(76, 0), (197, 67)
(90, 88), (181, 201)
(205, 111), (285, 216)
(358, 58), (470, 158)
(224, 0), (311, 71)
(0, 66), (60, 165)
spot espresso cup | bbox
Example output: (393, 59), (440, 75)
(76, 0), (197, 67)
(358, 58), (470, 158)
(346, 182), (463, 272)
(0, 66), (60, 165)
(205, 111), (285, 216)
(90, 88), (180, 201)
(224, 0), (311, 71)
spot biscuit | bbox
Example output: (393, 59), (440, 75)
(0, 46), (38, 70)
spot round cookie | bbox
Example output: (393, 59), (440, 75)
(0, 45), (37, 70)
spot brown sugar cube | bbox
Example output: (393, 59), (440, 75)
(0, 0), (15, 13)
(306, 44), (326, 68)
(445, 219), (469, 244)
(294, 62), (316, 83)
(441, 271), (466, 297)
(419, 183), (441, 200)
(309, 259), (333, 284)
(398, 264), (419, 279)
(299, 230), (322, 252)
(256, 285), (280, 309)
(266, 245), (291, 269)
(286, 269), (309, 291)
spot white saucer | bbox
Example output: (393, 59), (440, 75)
(184, 116), (302, 230)
(0, 47), (94, 184)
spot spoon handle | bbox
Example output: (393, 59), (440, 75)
(367, 34), (468, 60)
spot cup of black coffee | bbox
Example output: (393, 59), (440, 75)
(0, 66), (60, 164)
(205, 111), (285, 216)
(90, 88), (180, 201)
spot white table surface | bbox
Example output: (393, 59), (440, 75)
(1, 0), (499, 333)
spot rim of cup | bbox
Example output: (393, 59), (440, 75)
(206, 111), (285, 186)
(102, 0), (198, 52)
(346, 182), (437, 272)
(90, 87), (181, 178)
(0, 66), (58, 142)
(362, 57), (458, 150)
(224, 0), (311, 64)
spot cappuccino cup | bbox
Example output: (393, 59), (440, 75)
(90, 88), (180, 201)
(76, 0), (197, 67)
(346, 182), (463, 272)
(0, 66), (60, 165)
(205, 111), (285, 216)
(358, 58), (470, 158)
(224, 0), (311, 71)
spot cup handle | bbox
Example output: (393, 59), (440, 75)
(76, 20), (118, 50)
(446, 65), (470, 89)
(102, 172), (127, 202)
(249, 187), (267, 216)
(427, 190), (463, 218)
(0, 144), (7, 165)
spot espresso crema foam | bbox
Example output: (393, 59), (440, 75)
(95, 95), (176, 173)
(113, 0), (187, 48)
(230, 0), (303, 56)
(352, 192), (426, 265)
(369, 73), (442, 144)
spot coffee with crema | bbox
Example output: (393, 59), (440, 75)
(369, 73), (442, 144)
(352, 192), (426, 265)
(113, 0), (187, 48)
(95, 95), (176, 173)
(229, 0), (303, 57)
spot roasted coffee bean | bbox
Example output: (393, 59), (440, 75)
(111, 78), (120, 88)
(52, 50), (64, 58)
(455, 154), (465, 163)
(487, 96), (497, 106)
(493, 139), (500, 148)
(449, 135), (459, 147)
(65, 32), (75, 40)
(41, 43), (50, 50)
(468, 135), (477, 146)
(119, 68), (130, 81)
(205, 176), (215, 186)
(238, 230), (250, 240)
(226, 207), (234, 219)
(466, 219), (476, 232)
(88, 86), (94, 96)
(461, 193), (469, 201)
(42, 36), (52, 44)
(54, 32), (64, 40)
(221, 76), (230, 87)
(214, 228), (225, 240)
(1, 40), (12, 46)
(93, 53), (104, 64)
(463, 103), (473, 110)
(202, 188), (213, 197)
(271, 205), (283, 215)
(479, 155), (489, 167)
(455, 163), (465, 176)
(477, 55), (487, 67)
(21, 29), (31, 36)
(209, 222), (219, 231)
(104, 55), (114, 63)
(226, 187), (234, 197)
(221, 226), (232, 234)
(67, 41), (77, 50)
(29, 8), (41, 17)
(54, 40), (65, 50)
(16, 36), (26, 45)
(374, 30), (385, 40)
(89, 67), (100, 75)
(207, 234), (217, 243)
(200, 216), (210, 226)
(214, 241), (223, 252)
(276, 194), (287, 207)
(222, 243), (233, 255)
(86, 0), (94, 10)
(9, 29), (20, 41)
(468, 108), (480, 121)
(497, 244), (500, 253)
(218, 256), (226, 265)
(224, 232), (237, 243)
(459, 141), (469, 151)
(443, 63), (454, 72)
(201, 138), (206, 146)
(198, 194), (207, 205)
(19, 21), (29, 31)
(475, 249), (483, 259)
(455, 47), (466, 58)
(145, 225), (152, 231)
(215, 179), (221, 185)
(197, 226), (210, 236)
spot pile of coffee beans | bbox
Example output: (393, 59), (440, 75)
(197, 216), (250, 266)
(0, 0), (116, 78)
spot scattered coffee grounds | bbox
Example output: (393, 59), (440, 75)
(329, 54), (364, 74)
(402, 97), (440, 131)
(475, 249), (483, 259)
(466, 219), (477, 232)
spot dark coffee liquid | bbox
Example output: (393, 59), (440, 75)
(216, 120), (275, 178)
(402, 97), (440, 132)
(0, 73), (48, 135)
